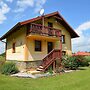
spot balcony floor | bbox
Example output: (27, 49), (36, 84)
(27, 34), (60, 41)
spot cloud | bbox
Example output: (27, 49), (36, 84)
(72, 21), (90, 52)
(0, 1), (10, 24)
(14, 0), (34, 12)
(6, 0), (13, 3)
(14, 0), (46, 13)
(34, 0), (46, 13)
(0, 42), (5, 54)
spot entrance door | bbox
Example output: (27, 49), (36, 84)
(47, 42), (53, 53)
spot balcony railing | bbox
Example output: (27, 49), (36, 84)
(27, 23), (61, 37)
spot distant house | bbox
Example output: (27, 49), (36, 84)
(0, 11), (79, 71)
(73, 52), (90, 56)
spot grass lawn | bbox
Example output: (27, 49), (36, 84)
(0, 67), (90, 90)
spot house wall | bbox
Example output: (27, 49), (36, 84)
(6, 26), (26, 61)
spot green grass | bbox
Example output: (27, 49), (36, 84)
(0, 67), (90, 90)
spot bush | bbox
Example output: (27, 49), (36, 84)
(62, 56), (79, 70)
(0, 62), (19, 75)
(75, 56), (89, 67)
(48, 66), (53, 74)
(62, 56), (89, 70)
(84, 56), (90, 62)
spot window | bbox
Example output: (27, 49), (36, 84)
(62, 35), (65, 44)
(12, 43), (16, 53)
(62, 51), (66, 56)
(48, 22), (53, 27)
(35, 40), (41, 51)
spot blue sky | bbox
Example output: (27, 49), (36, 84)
(0, 0), (90, 53)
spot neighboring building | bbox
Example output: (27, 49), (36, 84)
(0, 11), (79, 71)
(73, 52), (90, 56)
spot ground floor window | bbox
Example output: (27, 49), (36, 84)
(35, 40), (41, 51)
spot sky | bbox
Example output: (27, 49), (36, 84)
(0, 0), (90, 54)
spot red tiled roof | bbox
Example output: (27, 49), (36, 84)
(73, 52), (90, 56)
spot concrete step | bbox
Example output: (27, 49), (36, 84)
(39, 66), (44, 69)
(37, 68), (43, 71)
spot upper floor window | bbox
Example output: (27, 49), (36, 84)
(35, 40), (41, 51)
(48, 22), (53, 27)
(12, 42), (16, 53)
(62, 35), (65, 44)
(62, 51), (66, 56)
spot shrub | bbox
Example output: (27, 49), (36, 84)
(62, 56), (79, 70)
(84, 56), (90, 62)
(0, 62), (19, 75)
(75, 56), (89, 67)
(62, 55), (89, 70)
(48, 66), (53, 74)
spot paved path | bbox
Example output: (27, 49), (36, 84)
(11, 72), (53, 79)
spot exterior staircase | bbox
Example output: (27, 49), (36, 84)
(37, 49), (62, 72)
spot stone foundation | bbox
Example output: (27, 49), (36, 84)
(16, 60), (42, 71)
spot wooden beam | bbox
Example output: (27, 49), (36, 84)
(54, 16), (63, 21)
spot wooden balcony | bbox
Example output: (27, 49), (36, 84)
(27, 23), (61, 38)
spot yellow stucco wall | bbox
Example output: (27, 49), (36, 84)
(27, 38), (47, 61)
(6, 26), (26, 61)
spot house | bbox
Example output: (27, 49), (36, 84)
(73, 52), (90, 56)
(0, 11), (79, 71)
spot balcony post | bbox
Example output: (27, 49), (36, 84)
(42, 15), (44, 31)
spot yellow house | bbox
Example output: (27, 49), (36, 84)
(0, 11), (79, 71)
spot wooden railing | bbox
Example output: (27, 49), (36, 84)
(27, 23), (61, 37)
(37, 49), (62, 71)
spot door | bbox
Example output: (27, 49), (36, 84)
(47, 42), (53, 53)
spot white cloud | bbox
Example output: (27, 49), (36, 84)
(0, 42), (5, 54)
(14, 0), (34, 12)
(6, 0), (13, 3)
(72, 21), (90, 52)
(34, 0), (46, 13)
(14, 0), (46, 13)
(0, 1), (10, 24)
